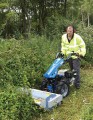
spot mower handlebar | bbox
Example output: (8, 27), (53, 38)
(65, 51), (82, 62)
(56, 51), (83, 60)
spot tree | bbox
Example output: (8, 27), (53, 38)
(0, 0), (20, 38)
(80, 0), (93, 27)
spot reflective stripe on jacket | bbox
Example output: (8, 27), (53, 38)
(61, 33), (86, 59)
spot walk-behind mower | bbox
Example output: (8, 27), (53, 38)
(40, 52), (78, 98)
(20, 52), (79, 110)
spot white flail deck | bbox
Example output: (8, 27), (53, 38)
(20, 88), (63, 109)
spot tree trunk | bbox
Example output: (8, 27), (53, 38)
(87, 13), (90, 27)
(38, 0), (46, 35)
(20, 0), (29, 38)
(64, 0), (67, 17)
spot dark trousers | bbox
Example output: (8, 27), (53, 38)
(69, 58), (80, 87)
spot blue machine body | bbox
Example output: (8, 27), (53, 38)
(43, 58), (64, 79)
(41, 52), (77, 97)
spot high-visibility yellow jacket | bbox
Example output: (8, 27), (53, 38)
(61, 33), (86, 59)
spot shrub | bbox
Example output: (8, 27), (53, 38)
(0, 85), (39, 120)
(0, 36), (59, 88)
(77, 24), (93, 65)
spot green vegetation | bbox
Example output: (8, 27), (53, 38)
(0, 0), (93, 39)
(0, 0), (93, 119)
(0, 36), (93, 120)
(0, 36), (59, 88)
(0, 86), (39, 120)
(0, 37), (59, 119)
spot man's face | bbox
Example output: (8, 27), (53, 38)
(67, 26), (74, 37)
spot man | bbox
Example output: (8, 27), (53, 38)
(61, 25), (86, 89)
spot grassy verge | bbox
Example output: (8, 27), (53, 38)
(35, 68), (93, 120)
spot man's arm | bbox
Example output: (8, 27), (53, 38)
(77, 35), (86, 57)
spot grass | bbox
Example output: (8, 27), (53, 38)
(35, 67), (93, 120)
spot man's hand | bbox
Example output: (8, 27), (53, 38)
(56, 52), (64, 58)
(76, 53), (80, 57)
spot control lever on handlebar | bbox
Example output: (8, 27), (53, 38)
(65, 52), (80, 62)
(71, 52), (79, 57)
(71, 52), (84, 59)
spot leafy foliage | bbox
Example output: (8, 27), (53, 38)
(0, 36), (59, 89)
(0, 0), (93, 38)
(77, 24), (93, 65)
(0, 36), (59, 119)
(0, 0), (93, 119)
(0, 35), (93, 119)
(0, 86), (39, 120)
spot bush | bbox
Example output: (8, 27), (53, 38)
(0, 36), (59, 88)
(0, 86), (39, 120)
(77, 24), (93, 65)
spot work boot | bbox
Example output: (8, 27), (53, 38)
(75, 83), (80, 89)
(76, 85), (80, 89)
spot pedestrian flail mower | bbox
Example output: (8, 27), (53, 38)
(20, 52), (79, 109)
(40, 52), (78, 98)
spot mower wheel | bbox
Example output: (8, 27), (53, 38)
(56, 81), (69, 97)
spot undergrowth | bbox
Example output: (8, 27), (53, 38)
(0, 36), (93, 120)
